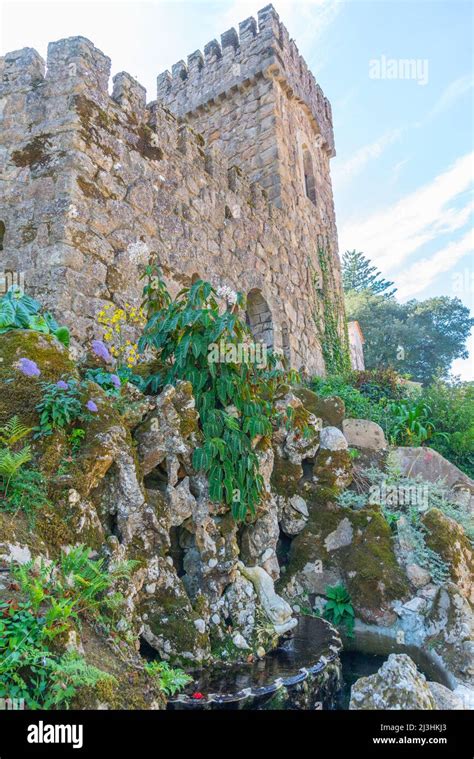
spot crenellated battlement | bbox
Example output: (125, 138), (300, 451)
(0, 34), (273, 219)
(156, 4), (334, 157)
(0, 6), (344, 376)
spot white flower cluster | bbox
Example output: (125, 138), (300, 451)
(216, 284), (238, 306)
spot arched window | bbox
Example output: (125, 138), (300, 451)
(246, 289), (274, 349)
(302, 145), (316, 205)
(281, 321), (291, 362)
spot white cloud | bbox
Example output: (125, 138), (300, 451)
(427, 74), (474, 120)
(339, 151), (474, 271)
(333, 128), (402, 188)
(395, 228), (474, 299)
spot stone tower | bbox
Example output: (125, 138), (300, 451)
(157, 4), (335, 215)
(0, 4), (346, 374)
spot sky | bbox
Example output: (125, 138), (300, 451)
(1, 0), (473, 378)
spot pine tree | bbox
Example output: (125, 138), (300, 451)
(342, 250), (396, 297)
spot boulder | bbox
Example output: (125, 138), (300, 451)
(137, 556), (211, 664)
(294, 388), (345, 427)
(342, 419), (387, 451)
(406, 563), (432, 589)
(428, 682), (464, 710)
(422, 509), (473, 603)
(320, 426), (348, 451)
(349, 654), (436, 710)
(280, 498), (410, 625)
(278, 494), (309, 536)
(313, 449), (353, 490)
(134, 381), (199, 478)
(425, 583), (474, 682)
(388, 447), (474, 510)
(240, 497), (280, 579)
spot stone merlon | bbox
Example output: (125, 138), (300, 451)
(156, 4), (335, 156)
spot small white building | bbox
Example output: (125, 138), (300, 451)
(348, 321), (365, 371)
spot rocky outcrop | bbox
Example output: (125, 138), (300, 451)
(280, 496), (410, 625)
(293, 388), (345, 427)
(388, 447), (474, 509)
(422, 509), (473, 603)
(350, 654), (436, 710)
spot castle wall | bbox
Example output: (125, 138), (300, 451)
(0, 6), (346, 375)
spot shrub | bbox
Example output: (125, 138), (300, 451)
(422, 379), (474, 478)
(0, 417), (49, 516)
(0, 286), (69, 346)
(0, 546), (134, 708)
(388, 399), (448, 447)
(138, 267), (299, 521)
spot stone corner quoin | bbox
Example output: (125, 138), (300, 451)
(0, 3), (345, 376)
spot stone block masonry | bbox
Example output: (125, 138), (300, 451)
(0, 4), (346, 375)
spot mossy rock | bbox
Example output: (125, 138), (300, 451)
(0, 330), (77, 428)
(422, 508), (473, 601)
(271, 452), (303, 498)
(71, 622), (166, 710)
(280, 499), (409, 624)
(139, 565), (210, 665)
(313, 449), (353, 491)
(294, 388), (345, 427)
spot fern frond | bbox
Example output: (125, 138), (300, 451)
(0, 416), (32, 446)
(0, 445), (32, 486)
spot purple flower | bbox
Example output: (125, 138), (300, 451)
(86, 400), (98, 413)
(56, 380), (69, 390)
(18, 358), (41, 377)
(92, 340), (112, 363)
(110, 373), (121, 389)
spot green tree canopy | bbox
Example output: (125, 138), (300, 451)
(345, 290), (474, 385)
(342, 250), (396, 297)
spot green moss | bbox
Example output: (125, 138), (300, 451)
(140, 588), (209, 664)
(341, 508), (410, 611)
(270, 453), (303, 498)
(281, 496), (409, 620)
(294, 388), (345, 426)
(0, 330), (77, 428)
(422, 508), (472, 579)
(313, 449), (352, 490)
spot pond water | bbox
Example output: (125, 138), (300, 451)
(168, 615), (342, 709)
(336, 650), (388, 709)
(165, 617), (448, 710)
